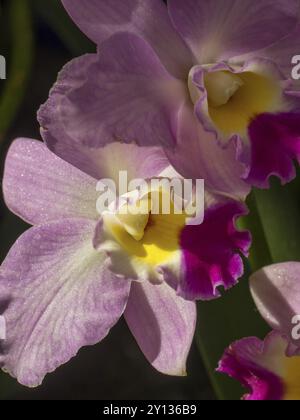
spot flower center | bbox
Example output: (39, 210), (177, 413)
(103, 190), (187, 268)
(207, 70), (283, 136)
(189, 66), (284, 137)
(259, 335), (300, 401)
(283, 354), (300, 400)
(116, 197), (150, 241)
(205, 71), (244, 108)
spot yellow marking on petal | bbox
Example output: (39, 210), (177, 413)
(104, 192), (187, 268)
(139, 211), (186, 266)
(205, 71), (244, 108)
(206, 70), (283, 136)
(256, 335), (300, 400)
(283, 356), (300, 400)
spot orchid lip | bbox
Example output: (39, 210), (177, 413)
(99, 188), (188, 285)
(188, 68), (245, 108)
(204, 71), (244, 108)
(189, 60), (286, 139)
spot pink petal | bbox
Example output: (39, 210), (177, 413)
(62, 0), (193, 77)
(38, 34), (186, 151)
(3, 138), (99, 225)
(218, 332), (286, 400)
(124, 281), (196, 376)
(0, 219), (130, 387)
(168, 0), (299, 62)
(250, 262), (300, 354)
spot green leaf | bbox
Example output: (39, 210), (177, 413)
(239, 192), (273, 271)
(0, 0), (34, 146)
(254, 172), (300, 262)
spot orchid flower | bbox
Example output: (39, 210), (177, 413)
(38, 0), (300, 190)
(218, 262), (300, 400)
(250, 262), (300, 355)
(218, 331), (300, 400)
(0, 138), (250, 386)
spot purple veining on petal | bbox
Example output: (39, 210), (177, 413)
(38, 32), (186, 151)
(3, 138), (99, 225)
(235, 25), (300, 86)
(218, 335), (285, 400)
(0, 219), (131, 387)
(178, 201), (251, 301)
(246, 112), (300, 188)
(62, 0), (194, 78)
(168, 0), (299, 63)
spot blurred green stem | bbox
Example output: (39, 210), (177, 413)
(239, 191), (273, 271)
(0, 0), (34, 147)
(31, 0), (94, 56)
(254, 176), (300, 262)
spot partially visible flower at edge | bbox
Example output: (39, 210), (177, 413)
(218, 262), (300, 400)
(0, 138), (250, 387)
(250, 262), (300, 355)
(218, 331), (300, 400)
(38, 0), (300, 190)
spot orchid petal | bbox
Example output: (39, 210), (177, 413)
(168, 0), (299, 63)
(124, 281), (196, 376)
(250, 262), (300, 355)
(178, 201), (251, 300)
(166, 103), (251, 201)
(246, 113), (300, 188)
(62, 0), (193, 77)
(0, 219), (130, 387)
(38, 33), (186, 151)
(235, 25), (300, 86)
(218, 332), (286, 400)
(3, 138), (99, 225)
(45, 136), (169, 182)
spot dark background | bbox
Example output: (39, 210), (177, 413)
(0, 0), (214, 400)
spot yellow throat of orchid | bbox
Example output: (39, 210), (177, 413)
(190, 67), (284, 137)
(103, 190), (187, 268)
(283, 355), (300, 400)
(262, 336), (300, 401)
